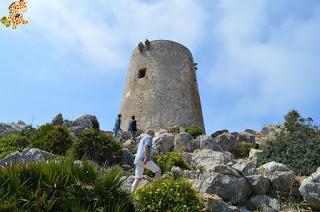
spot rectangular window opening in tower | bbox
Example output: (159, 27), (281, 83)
(138, 68), (146, 79)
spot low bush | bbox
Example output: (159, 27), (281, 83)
(134, 178), (202, 211)
(185, 125), (203, 138)
(30, 124), (73, 155)
(232, 142), (254, 158)
(0, 133), (30, 158)
(155, 152), (191, 173)
(0, 159), (132, 211)
(73, 129), (123, 166)
(257, 110), (320, 176)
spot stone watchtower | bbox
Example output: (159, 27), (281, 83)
(120, 40), (205, 132)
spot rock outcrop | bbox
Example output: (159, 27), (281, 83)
(259, 161), (295, 192)
(0, 148), (55, 167)
(299, 167), (320, 209)
(0, 121), (30, 136)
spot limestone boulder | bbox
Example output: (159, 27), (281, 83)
(0, 121), (30, 136)
(63, 114), (100, 135)
(191, 149), (233, 172)
(174, 132), (195, 152)
(0, 148), (55, 167)
(259, 161), (295, 192)
(51, 113), (63, 125)
(246, 175), (270, 195)
(171, 166), (183, 178)
(232, 132), (256, 145)
(232, 160), (259, 177)
(203, 194), (240, 212)
(212, 133), (237, 152)
(121, 175), (149, 192)
(211, 130), (229, 138)
(244, 129), (257, 135)
(123, 139), (138, 153)
(153, 133), (174, 153)
(299, 167), (320, 209)
(121, 148), (134, 165)
(198, 135), (223, 151)
(248, 148), (263, 164)
(245, 195), (280, 212)
(195, 170), (251, 205)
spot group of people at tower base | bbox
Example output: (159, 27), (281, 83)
(113, 114), (161, 193)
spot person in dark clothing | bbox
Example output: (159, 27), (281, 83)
(128, 116), (137, 140)
(113, 114), (122, 138)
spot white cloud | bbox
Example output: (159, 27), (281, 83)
(206, 0), (320, 130)
(28, 0), (208, 71)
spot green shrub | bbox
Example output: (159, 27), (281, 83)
(155, 152), (191, 173)
(30, 124), (73, 155)
(134, 178), (202, 211)
(0, 133), (30, 158)
(185, 125), (203, 138)
(0, 159), (132, 211)
(232, 142), (254, 158)
(73, 129), (122, 166)
(257, 110), (320, 176)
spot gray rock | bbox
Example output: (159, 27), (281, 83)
(123, 139), (139, 153)
(121, 148), (134, 165)
(174, 132), (195, 152)
(232, 160), (259, 177)
(260, 124), (283, 137)
(171, 166), (183, 178)
(0, 121), (30, 136)
(232, 132), (256, 145)
(153, 133), (174, 153)
(195, 171), (251, 205)
(244, 129), (257, 135)
(211, 130), (229, 138)
(259, 161), (295, 192)
(51, 113), (63, 125)
(63, 114), (100, 135)
(0, 148), (55, 167)
(121, 175), (149, 192)
(246, 175), (270, 195)
(204, 194), (240, 212)
(198, 135), (223, 151)
(245, 195), (280, 211)
(248, 148), (262, 164)
(183, 170), (197, 179)
(212, 133), (237, 152)
(191, 149), (233, 172)
(299, 167), (320, 209)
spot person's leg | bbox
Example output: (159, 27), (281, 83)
(145, 161), (161, 180)
(131, 163), (144, 193)
(131, 178), (141, 193)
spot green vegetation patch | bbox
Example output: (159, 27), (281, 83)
(73, 129), (123, 166)
(0, 159), (132, 211)
(134, 178), (202, 211)
(185, 125), (203, 138)
(257, 110), (320, 176)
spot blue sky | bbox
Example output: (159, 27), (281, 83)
(1, 0), (320, 134)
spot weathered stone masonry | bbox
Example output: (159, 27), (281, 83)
(120, 40), (205, 132)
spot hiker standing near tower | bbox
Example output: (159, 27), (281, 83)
(113, 114), (122, 138)
(128, 116), (137, 140)
(131, 129), (161, 193)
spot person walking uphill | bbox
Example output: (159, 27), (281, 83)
(128, 116), (137, 140)
(113, 114), (122, 138)
(131, 129), (161, 193)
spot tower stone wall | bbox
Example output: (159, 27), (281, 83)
(120, 40), (205, 132)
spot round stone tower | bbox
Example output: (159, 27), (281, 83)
(120, 40), (205, 132)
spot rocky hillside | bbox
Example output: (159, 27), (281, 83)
(0, 111), (319, 211)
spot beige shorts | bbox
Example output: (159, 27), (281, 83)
(135, 161), (160, 178)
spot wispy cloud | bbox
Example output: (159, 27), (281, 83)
(206, 0), (320, 130)
(28, 0), (208, 71)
